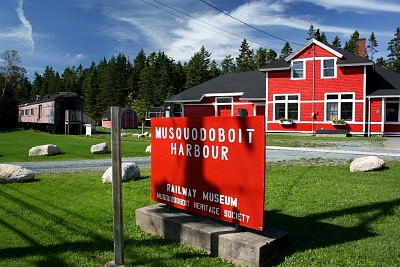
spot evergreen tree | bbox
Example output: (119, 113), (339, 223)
(236, 39), (255, 72)
(128, 49), (146, 102)
(170, 61), (186, 97)
(307, 25), (315, 40)
(61, 66), (79, 93)
(367, 32), (378, 61)
(319, 32), (328, 44)
(31, 72), (43, 99)
(41, 66), (55, 96)
(221, 55), (235, 74)
(266, 49), (277, 63)
(97, 57), (112, 114)
(82, 63), (101, 120)
(279, 42), (293, 59)
(209, 60), (220, 79)
(344, 30), (360, 55)
(306, 25), (327, 43)
(332, 36), (342, 48)
(387, 27), (400, 73)
(185, 46), (212, 88)
(376, 57), (387, 68)
(255, 47), (267, 68)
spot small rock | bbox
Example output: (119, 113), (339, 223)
(350, 156), (385, 172)
(102, 162), (140, 183)
(90, 142), (109, 154)
(145, 145), (151, 153)
(0, 164), (35, 183)
(29, 144), (61, 157)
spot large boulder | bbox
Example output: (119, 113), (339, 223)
(90, 142), (109, 154)
(102, 162), (140, 184)
(350, 156), (385, 172)
(0, 164), (35, 183)
(29, 144), (61, 157)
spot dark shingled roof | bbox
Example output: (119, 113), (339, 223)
(367, 65), (400, 97)
(19, 92), (82, 106)
(165, 71), (265, 103)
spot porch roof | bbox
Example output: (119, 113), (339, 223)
(367, 65), (400, 97)
(165, 71), (266, 103)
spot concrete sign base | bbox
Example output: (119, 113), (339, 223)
(136, 204), (288, 267)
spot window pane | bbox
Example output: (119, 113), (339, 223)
(292, 61), (303, 78)
(216, 97), (232, 103)
(275, 95), (285, 101)
(323, 59), (334, 68)
(386, 103), (399, 122)
(341, 94), (353, 99)
(327, 95), (338, 100)
(323, 59), (334, 77)
(326, 102), (338, 120)
(288, 95), (298, 100)
(341, 102), (353, 120)
(275, 103), (285, 120)
(288, 103), (298, 120)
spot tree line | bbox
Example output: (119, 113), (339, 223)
(1, 26), (399, 127)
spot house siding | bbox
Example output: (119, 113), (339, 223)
(266, 44), (367, 135)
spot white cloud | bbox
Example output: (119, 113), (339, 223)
(0, 0), (35, 53)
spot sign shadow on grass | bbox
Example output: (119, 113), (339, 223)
(264, 198), (400, 265)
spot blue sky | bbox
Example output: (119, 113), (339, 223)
(0, 0), (399, 80)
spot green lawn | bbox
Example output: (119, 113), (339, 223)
(0, 128), (151, 162)
(0, 128), (385, 163)
(1, 162), (399, 266)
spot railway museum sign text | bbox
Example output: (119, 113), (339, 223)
(151, 116), (265, 231)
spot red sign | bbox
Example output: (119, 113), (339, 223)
(151, 116), (265, 231)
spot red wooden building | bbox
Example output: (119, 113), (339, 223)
(102, 108), (138, 129)
(165, 71), (266, 117)
(260, 38), (400, 136)
(165, 38), (400, 136)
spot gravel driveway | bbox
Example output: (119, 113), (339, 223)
(11, 138), (400, 173)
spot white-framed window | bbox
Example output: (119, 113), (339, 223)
(386, 98), (400, 122)
(274, 94), (300, 120)
(325, 93), (354, 121)
(215, 97), (233, 117)
(291, 60), (305, 79)
(321, 58), (336, 78)
(215, 97), (233, 104)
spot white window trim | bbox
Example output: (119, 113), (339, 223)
(214, 97), (233, 116)
(291, 60), (306, 80)
(324, 92), (355, 122)
(273, 93), (300, 121)
(321, 57), (337, 79)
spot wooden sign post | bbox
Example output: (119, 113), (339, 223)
(106, 106), (124, 267)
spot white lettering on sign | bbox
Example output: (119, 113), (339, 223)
(193, 201), (220, 215)
(156, 193), (190, 207)
(155, 127), (254, 144)
(202, 191), (238, 207)
(223, 210), (250, 223)
(166, 183), (197, 198)
(170, 143), (228, 160)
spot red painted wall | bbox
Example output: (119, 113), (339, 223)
(266, 43), (367, 134)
